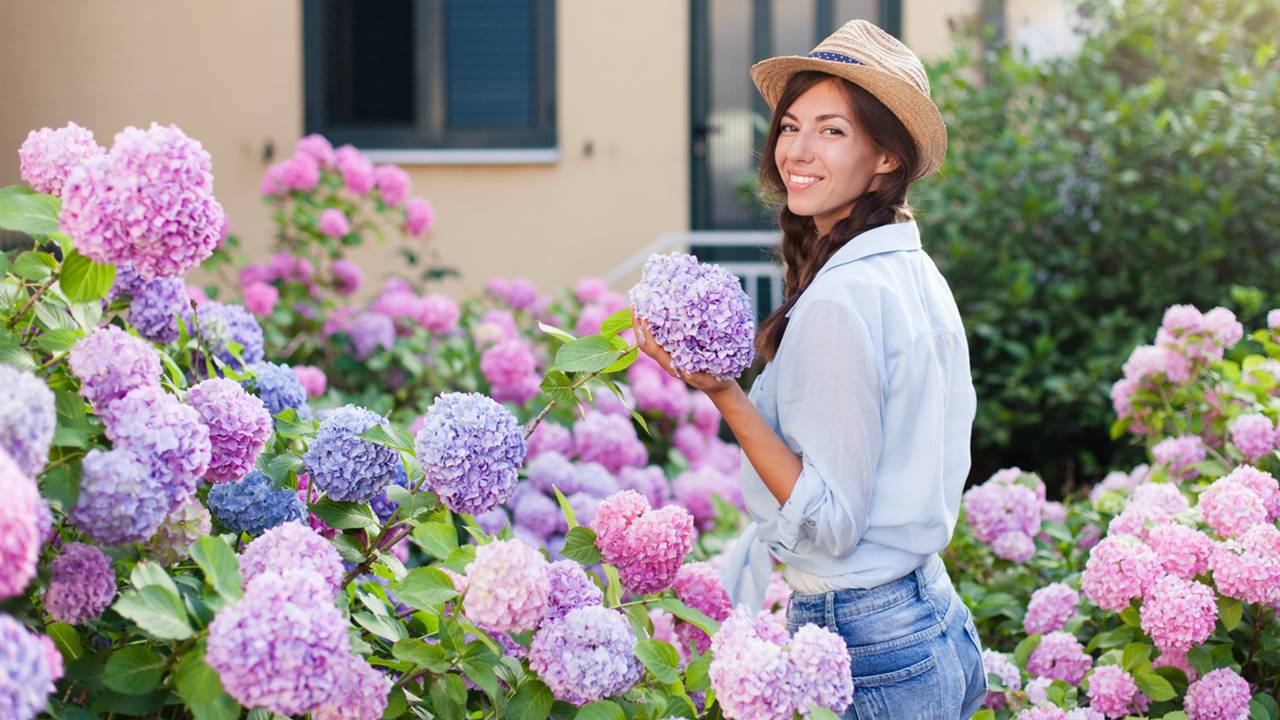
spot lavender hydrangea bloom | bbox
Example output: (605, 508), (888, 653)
(629, 252), (755, 380)
(244, 361), (308, 417)
(187, 378), (272, 483)
(122, 271), (190, 344)
(104, 386), (211, 511)
(514, 490), (561, 540)
(349, 311), (395, 360)
(311, 653), (392, 720)
(60, 123), (225, 278)
(68, 325), (161, 421)
(0, 614), (58, 720)
(303, 405), (401, 502)
(43, 542), (116, 625)
(208, 470), (307, 537)
(239, 522), (345, 594)
(206, 569), (350, 715)
(0, 451), (41, 600)
(572, 412), (647, 474)
(544, 560), (604, 623)
(789, 624), (855, 715)
(527, 451), (579, 495)
(528, 605), (642, 705)
(617, 465), (670, 508)
(71, 447), (171, 546)
(0, 365), (56, 477)
(415, 392), (527, 515)
(18, 122), (104, 196)
(575, 462), (620, 498)
(195, 302), (265, 371)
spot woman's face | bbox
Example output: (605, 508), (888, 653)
(773, 78), (898, 237)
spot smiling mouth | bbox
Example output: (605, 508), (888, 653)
(787, 173), (822, 190)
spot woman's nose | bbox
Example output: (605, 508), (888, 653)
(785, 131), (816, 164)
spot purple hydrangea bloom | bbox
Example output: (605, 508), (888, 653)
(0, 365), (56, 477)
(18, 122), (104, 196)
(195, 302), (265, 371)
(104, 386), (211, 511)
(1151, 435), (1207, 480)
(208, 470), (307, 537)
(60, 123), (224, 278)
(572, 412), (647, 474)
(529, 605), (642, 705)
(68, 325), (161, 421)
(414, 392), (527, 515)
(673, 465), (739, 531)
(629, 252), (755, 380)
(349, 311), (395, 360)
(206, 569), (350, 715)
(617, 465), (671, 508)
(303, 405), (401, 502)
(70, 447), (171, 546)
(480, 339), (540, 405)
(560, 492), (602, 534)
(43, 542), (116, 625)
(0, 614), (59, 720)
(239, 522), (345, 594)
(142, 496), (211, 566)
(244, 361), (309, 417)
(0, 451), (41, 600)
(574, 462), (620, 499)
(544, 560), (604, 623)
(527, 451), (579, 495)
(527, 421), (573, 459)
(111, 264), (192, 343)
(187, 378), (272, 483)
(330, 259), (363, 296)
(472, 507), (509, 536)
(311, 653), (392, 720)
(464, 539), (550, 633)
(514, 490), (561, 540)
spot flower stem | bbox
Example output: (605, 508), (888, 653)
(8, 276), (57, 330)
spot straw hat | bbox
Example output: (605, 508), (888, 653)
(750, 19), (947, 179)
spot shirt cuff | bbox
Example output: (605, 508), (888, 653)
(760, 458), (825, 551)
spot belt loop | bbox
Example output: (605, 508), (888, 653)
(825, 590), (837, 629)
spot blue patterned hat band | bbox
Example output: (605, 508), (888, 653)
(807, 51), (865, 66)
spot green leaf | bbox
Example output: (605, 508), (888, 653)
(576, 700), (626, 720)
(271, 407), (316, 439)
(35, 327), (81, 354)
(59, 250), (115, 303)
(1254, 693), (1280, 720)
(412, 522), (459, 559)
(353, 611), (407, 642)
(1122, 642), (1153, 671)
(430, 673), (468, 718)
(634, 640), (681, 684)
(601, 347), (638, 374)
(13, 250), (57, 280)
(599, 308), (634, 338)
(540, 370), (577, 405)
(45, 622), (83, 661)
(554, 335), (625, 373)
(659, 598), (720, 637)
(191, 536), (243, 602)
(1218, 597), (1243, 632)
(392, 638), (451, 673)
(1161, 713), (1189, 720)
(970, 711), (997, 720)
(359, 422), (415, 453)
(1014, 634), (1042, 669)
(561, 526), (603, 565)
(1134, 670), (1177, 702)
(112, 586), (193, 641)
(0, 343), (35, 370)
(102, 645), (165, 694)
(508, 679), (555, 720)
(0, 191), (60, 235)
(310, 497), (379, 530)
(175, 646), (240, 720)
(1119, 605), (1141, 627)
(391, 567), (460, 611)
(130, 562), (180, 597)
(808, 709), (842, 720)
(538, 322), (578, 344)
(461, 643), (503, 704)
(89, 688), (171, 716)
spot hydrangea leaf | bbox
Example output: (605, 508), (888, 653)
(538, 322), (578, 345)
(507, 679), (554, 720)
(190, 536), (244, 603)
(102, 645), (165, 694)
(554, 335), (624, 373)
(412, 521), (459, 559)
(174, 646), (240, 720)
(391, 567), (459, 611)
(658, 598), (719, 637)
(1134, 669), (1176, 702)
(598, 307), (633, 338)
(113, 585), (194, 641)
(0, 191), (60, 235)
(59, 250), (116, 304)
(575, 700), (626, 720)
(634, 640), (680, 685)
(1217, 597), (1243, 632)
(561, 526), (602, 566)
(310, 497), (379, 530)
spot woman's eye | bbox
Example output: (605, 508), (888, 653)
(823, 127), (844, 136)
(780, 124), (797, 132)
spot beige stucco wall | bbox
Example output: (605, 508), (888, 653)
(0, 0), (689, 298)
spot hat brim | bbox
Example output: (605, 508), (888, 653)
(750, 56), (948, 180)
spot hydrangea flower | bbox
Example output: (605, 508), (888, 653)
(208, 470), (307, 537)
(1026, 631), (1092, 684)
(187, 378), (272, 483)
(574, 461), (620, 499)
(103, 386), (211, 511)
(374, 164), (411, 207)
(1139, 575), (1216, 655)
(573, 411), (647, 474)
(544, 560), (604, 623)
(244, 361), (309, 417)
(1198, 475), (1266, 537)
(60, 123), (224, 278)
(120, 270), (192, 343)
(239, 522), (344, 594)
(336, 144), (375, 194)
(514, 491), (561, 540)
(311, 653), (391, 720)
(527, 451), (578, 495)
(617, 465), (671, 508)
(1145, 523), (1214, 579)
(1183, 668), (1252, 720)
(317, 208), (350, 238)
(0, 452), (41, 600)
(304, 405), (402, 503)
(629, 252), (755, 379)
(1086, 665), (1139, 719)
(1219, 465), (1280, 521)
(528, 605), (643, 705)
(993, 530), (1036, 562)
(292, 365), (328, 398)
(195, 302), (265, 371)
(1228, 413), (1275, 461)
(143, 496), (211, 565)
(404, 197), (434, 237)
(43, 542), (116, 625)
(206, 569), (350, 715)
(243, 281), (278, 316)
(1024, 583), (1079, 635)
(71, 447), (171, 546)
(672, 562), (733, 653)
(0, 614), (60, 720)
(415, 293), (459, 333)
(414, 392), (526, 515)
(0, 365), (56, 477)
(295, 134), (335, 167)
(789, 623), (855, 717)
(480, 339), (540, 405)
(527, 421), (573, 459)
(68, 325), (161, 421)
(673, 465), (739, 531)
(981, 649), (1021, 709)
(18, 122), (104, 196)
(1210, 523), (1280, 604)
(330, 259), (362, 296)
(1151, 435), (1206, 480)
(463, 540), (549, 633)
(1127, 483), (1190, 516)
(261, 154), (320, 195)
(348, 311), (395, 360)
(1081, 535), (1161, 612)
(591, 491), (696, 594)
(962, 480), (1042, 545)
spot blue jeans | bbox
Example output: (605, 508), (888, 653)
(786, 555), (988, 720)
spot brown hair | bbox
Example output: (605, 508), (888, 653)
(754, 71), (919, 361)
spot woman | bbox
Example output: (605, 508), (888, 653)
(634, 19), (987, 720)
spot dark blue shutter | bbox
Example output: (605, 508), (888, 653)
(444, 0), (535, 129)
(325, 0), (416, 126)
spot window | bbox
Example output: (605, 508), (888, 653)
(304, 0), (556, 152)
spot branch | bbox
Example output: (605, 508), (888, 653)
(7, 277), (57, 329)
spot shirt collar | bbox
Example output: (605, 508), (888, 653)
(784, 221), (921, 317)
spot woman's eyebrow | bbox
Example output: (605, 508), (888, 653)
(781, 111), (852, 123)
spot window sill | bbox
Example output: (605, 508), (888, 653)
(362, 148), (560, 166)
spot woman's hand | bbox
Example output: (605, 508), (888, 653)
(631, 309), (739, 399)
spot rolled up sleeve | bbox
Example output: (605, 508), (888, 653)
(755, 299), (882, 557)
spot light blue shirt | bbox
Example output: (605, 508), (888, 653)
(719, 220), (977, 610)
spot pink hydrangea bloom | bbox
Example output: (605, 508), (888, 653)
(1220, 465), (1280, 521)
(981, 649), (1020, 709)
(576, 277), (607, 304)
(311, 653), (391, 720)
(1086, 665), (1139, 718)
(1228, 413), (1276, 462)
(1026, 631), (1092, 684)
(480, 339), (540, 405)
(292, 365), (327, 397)
(1081, 535), (1161, 612)
(330, 259), (362, 296)
(1024, 583), (1079, 635)
(463, 539), (550, 633)
(243, 282), (279, 316)
(404, 197), (434, 237)
(0, 451), (41, 600)
(993, 530), (1036, 562)
(672, 465), (740, 531)
(415, 293), (460, 333)
(19, 122), (104, 196)
(573, 412), (647, 474)
(591, 490), (695, 594)
(1202, 307), (1243, 348)
(1183, 668), (1252, 720)
(1139, 575), (1216, 655)
(238, 522), (345, 594)
(1210, 523), (1280, 604)
(672, 562), (733, 653)
(1151, 650), (1197, 682)
(1127, 483), (1190, 516)
(1108, 504), (1171, 541)
(1269, 309), (1280, 330)
(373, 164), (411, 206)
(317, 208), (350, 238)
(295, 134), (336, 167)
(1090, 466), (1150, 505)
(335, 145), (374, 194)
(186, 378), (272, 484)
(1146, 523), (1214, 579)
(1018, 707), (1065, 720)
(574, 302), (609, 337)
(962, 481), (1042, 545)
(1198, 475), (1267, 537)
(1152, 435), (1207, 480)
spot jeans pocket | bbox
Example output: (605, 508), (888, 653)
(850, 652), (944, 720)
(958, 614), (988, 717)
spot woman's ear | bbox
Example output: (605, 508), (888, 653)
(876, 152), (901, 176)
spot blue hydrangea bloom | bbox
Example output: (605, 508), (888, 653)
(302, 405), (401, 503)
(414, 392), (527, 515)
(0, 365), (55, 477)
(244, 361), (308, 417)
(112, 264), (191, 344)
(208, 470), (306, 536)
(195, 301), (265, 371)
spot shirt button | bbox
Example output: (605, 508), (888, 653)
(804, 519), (816, 528)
